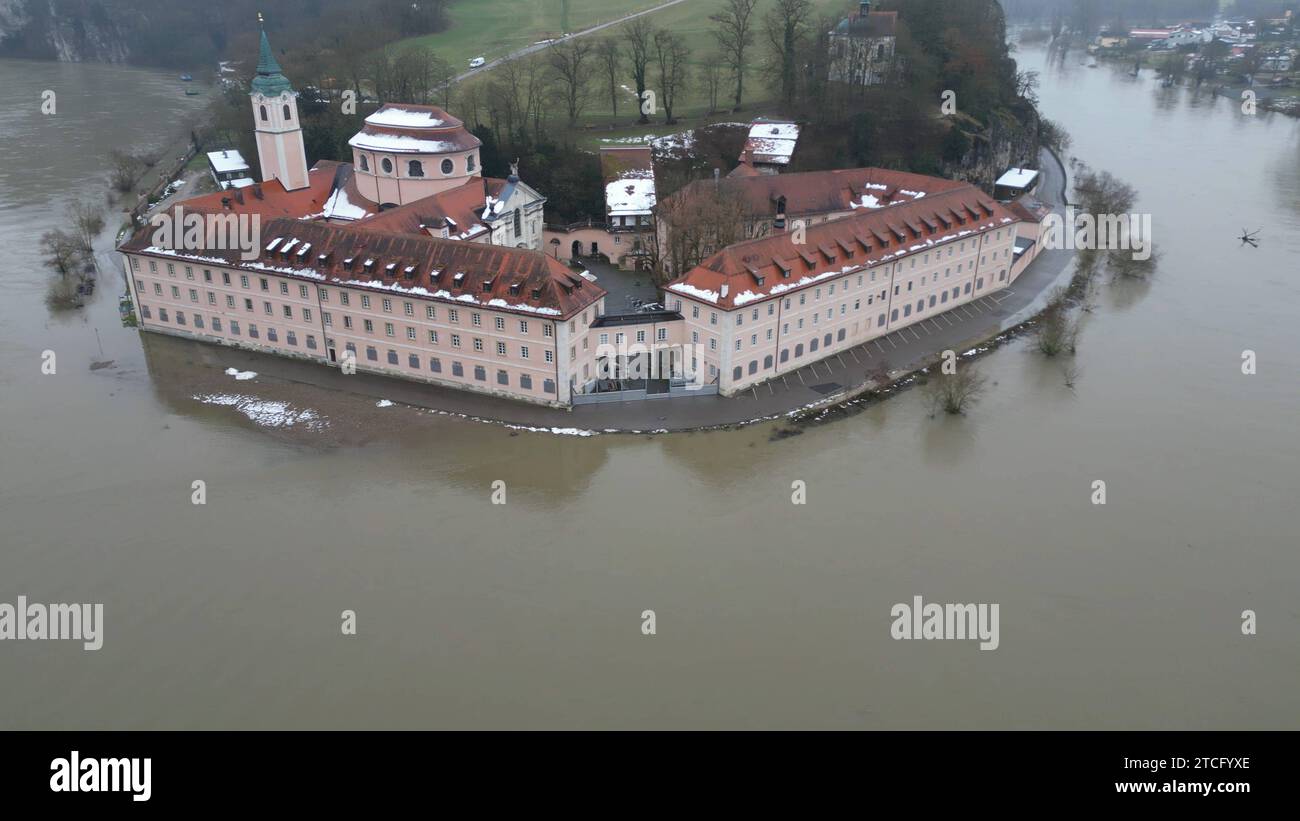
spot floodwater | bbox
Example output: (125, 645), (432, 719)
(0, 47), (1297, 729)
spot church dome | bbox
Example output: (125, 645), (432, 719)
(348, 104), (483, 205)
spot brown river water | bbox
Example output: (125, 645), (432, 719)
(0, 45), (1297, 729)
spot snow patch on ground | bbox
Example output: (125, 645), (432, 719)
(194, 393), (328, 430)
(224, 368), (257, 381)
(376, 399), (395, 407)
(504, 424), (597, 437)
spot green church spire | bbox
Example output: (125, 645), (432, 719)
(251, 22), (293, 97)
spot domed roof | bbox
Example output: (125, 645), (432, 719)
(349, 104), (482, 155)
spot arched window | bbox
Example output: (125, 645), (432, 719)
(748, 361), (758, 375)
(810, 338), (819, 352)
(795, 344), (804, 358)
(764, 355), (774, 369)
(359, 154), (369, 172)
(441, 158), (454, 175)
(780, 349), (789, 363)
(467, 154), (477, 173)
(733, 366), (742, 381)
(381, 158), (393, 174)
(408, 160), (424, 177)
(824, 333), (832, 348)
(283, 104), (291, 120)
(259, 105), (268, 121)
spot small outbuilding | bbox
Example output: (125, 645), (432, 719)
(994, 167), (1040, 201)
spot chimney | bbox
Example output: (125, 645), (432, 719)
(774, 194), (787, 231)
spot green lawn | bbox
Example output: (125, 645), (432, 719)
(399, 0), (665, 70)
(448, 0), (850, 130)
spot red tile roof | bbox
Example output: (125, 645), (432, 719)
(665, 184), (1021, 311)
(166, 160), (360, 220)
(121, 216), (603, 320)
(355, 177), (503, 240)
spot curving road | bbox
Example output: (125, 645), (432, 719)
(450, 0), (692, 84)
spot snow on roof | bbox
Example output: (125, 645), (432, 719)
(348, 132), (458, 154)
(996, 168), (1039, 188)
(364, 107), (447, 129)
(207, 150), (249, 174)
(321, 186), (370, 221)
(606, 174), (656, 217)
(220, 177), (255, 190)
(666, 282), (720, 304)
(742, 120), (800, 165)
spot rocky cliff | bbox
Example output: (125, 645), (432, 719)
(0, 0), (133, 62)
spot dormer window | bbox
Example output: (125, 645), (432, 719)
(408, 160), (424, 177)
(482, 279), (494, 293)
(363, 259), (375, 273)
(259, 105), (268, 121)
(381, 158), (393, 174)
(283, 104), (291, 120)
(453, 272), (465, 286)
(509, 281), (521, 296)
(403, 265), (416, 280)
(343, 257), (354, 270)
(359, 155), (369, 172)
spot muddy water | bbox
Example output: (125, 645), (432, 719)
(1, 49), (1297, 729)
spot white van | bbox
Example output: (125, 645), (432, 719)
(469, 56), (486, 68)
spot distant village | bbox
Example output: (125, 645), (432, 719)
(1087, 10), (1299, 114)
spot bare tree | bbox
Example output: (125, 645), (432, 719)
(763, 0), (814, 109)
(549, 38), (595, 127)
(653, 184), (751, 278)
(595, 37), (622, 119)
(69, 200), (105, 253)
(40, 229), (86, 278)
(710, 0), (759, 110)
(653, 30), (691, 125)
(1036, 290), (1079, 356)
(622, 17), (656, 124)
(923, 364), (988, 416)
(108, 150), (144, 193)
(701, 54), (725, 114)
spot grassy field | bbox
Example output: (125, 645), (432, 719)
(431, 0), (850, 138)
(400, 0), (665, 71)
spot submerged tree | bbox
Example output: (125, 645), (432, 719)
(1036, 289), (1079, 356)
(923, 364), (988, 416)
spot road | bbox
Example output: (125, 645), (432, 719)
(449, 0), (692, 84)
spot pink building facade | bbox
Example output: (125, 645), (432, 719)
(664, 183), (1039, 396)
(121, 219), (607, 407)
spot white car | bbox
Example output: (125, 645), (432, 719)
(469, 57), (486, 68)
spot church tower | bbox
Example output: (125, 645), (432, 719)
(250, 25), (310, 191)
